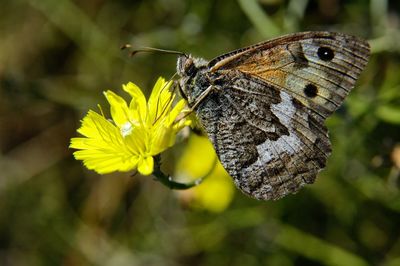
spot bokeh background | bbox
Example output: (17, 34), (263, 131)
(1, 0), (400, 265)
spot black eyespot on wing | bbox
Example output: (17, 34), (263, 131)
(304, 84), (318, 98)
(317, 47), (334, 61)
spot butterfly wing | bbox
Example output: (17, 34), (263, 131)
(197, 32), (370, 200)
(209, 31), (370, 119)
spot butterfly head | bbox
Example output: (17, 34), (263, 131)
(176, 54), (209, 106)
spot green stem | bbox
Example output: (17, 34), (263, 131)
(152, 154), (216, 190)
(237, 0), (281, 38)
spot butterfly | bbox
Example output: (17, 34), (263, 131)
(175, 31), (370, 200)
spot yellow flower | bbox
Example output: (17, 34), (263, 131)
(175, 135), (235, 212)
(70, 77), (190, 175)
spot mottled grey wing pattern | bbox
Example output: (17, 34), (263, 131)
(178, 31), (370, 200)
(196, 76), (331, 200)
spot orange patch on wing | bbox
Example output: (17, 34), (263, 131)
(233, 49), (290, 87)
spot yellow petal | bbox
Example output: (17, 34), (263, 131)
(164, 99), (187, 127)
(74, 110), (120, 141)
(148, 77), (173, 123)
(173, 118), (192, 132)
(138, 156), (154, 175)
(104, 90), (130, 127)
(74, 150), (139, 174)
(123, 124), (147, 154)
(150, 123), (172, 154)
(149, 77), (166, 103)
(170, 99), (186, 114)
(123, 82), (147, 122)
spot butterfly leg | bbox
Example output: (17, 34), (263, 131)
(189, 85), (215, 111)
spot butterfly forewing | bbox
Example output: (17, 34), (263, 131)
(209, 32), (370, 118)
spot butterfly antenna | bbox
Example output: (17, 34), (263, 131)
(120, 45), (188, 124)
(121, 44), (187, 57)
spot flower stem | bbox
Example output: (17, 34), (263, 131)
(152, 154), (214, 190)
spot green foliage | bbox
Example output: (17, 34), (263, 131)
(0, 0), (399, 265)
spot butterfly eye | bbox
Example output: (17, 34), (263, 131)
(317, 47), (334, 61)
(184, 58), (197, 76)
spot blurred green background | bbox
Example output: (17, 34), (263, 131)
(1, 0), (400, 265)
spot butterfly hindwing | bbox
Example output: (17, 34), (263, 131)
(195, 74), (331, 200)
